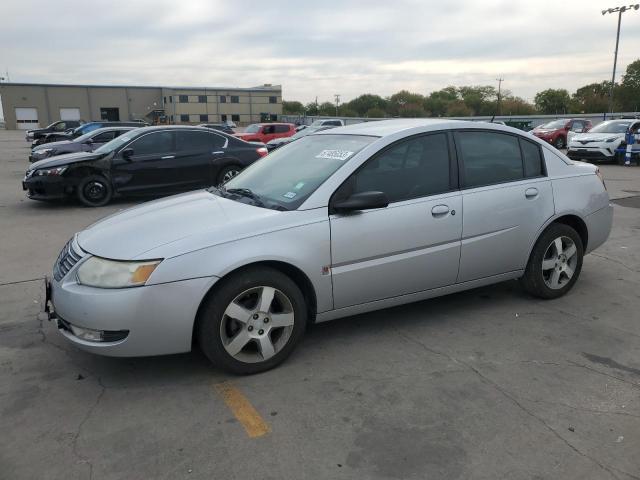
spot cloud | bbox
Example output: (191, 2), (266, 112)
(0, 0), (639, 108)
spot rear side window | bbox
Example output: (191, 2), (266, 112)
(92, 131), (116, 143)
(520, 138), (544, 178)
(457, 131), (523, 188)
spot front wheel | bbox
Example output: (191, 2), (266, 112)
(217, 165), (242, 185)
(76, 175), (113, 207)
(554, 136), (566, 149)
(197, 267), (307, 374)
(520, 223), (584, 299)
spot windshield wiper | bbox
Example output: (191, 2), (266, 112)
(224, 187), (266, 207)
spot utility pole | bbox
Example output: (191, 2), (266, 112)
(334, 94), (340, 117)
(496, 77), (504, 116)
(602, 4), (639, 116)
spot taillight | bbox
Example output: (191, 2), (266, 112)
(256, 147), (268, 157)
(596, 167), (607, 190)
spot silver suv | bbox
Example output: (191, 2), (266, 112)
(46, 120), (613, 374)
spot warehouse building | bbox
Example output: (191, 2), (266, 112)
(0, 82), (282, 129)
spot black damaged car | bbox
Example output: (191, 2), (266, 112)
(22, 126), (268, 207)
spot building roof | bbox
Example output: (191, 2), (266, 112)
(0, 82), (281, 92)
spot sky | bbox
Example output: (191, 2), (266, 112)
(1, 0), (640, 118)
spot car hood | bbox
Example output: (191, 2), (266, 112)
(28, 151), (103, 170)
(532, 129), (557, 134)
(33, 140), (74, 151)
(569, 133), (623, 142)
(267, 137), (291, 145)
(77, 190), (301, 260)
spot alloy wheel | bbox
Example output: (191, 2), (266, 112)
(223, 169), (240, 183)
(219, 286), (295, 363)
(84, 181), (106, 201)
(541, 236), (578, 289)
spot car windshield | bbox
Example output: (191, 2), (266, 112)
(94, 132), (137, 154)
(212, 134), (375, 210)
(589, 121), (632, 134)
(539, 120), (566, 129)
(244, 124), (261, 133)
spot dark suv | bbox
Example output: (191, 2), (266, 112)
(25, 120), (83, 142)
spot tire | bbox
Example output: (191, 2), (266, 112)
(520, 223), (584, 299)
(554, 136), (566, 149)
(217, 165), (242, 185)
(616, 151), (626, 165)
(197, 266), (307, 374)
(76, 174), (113, 207)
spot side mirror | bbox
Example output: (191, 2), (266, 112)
(333, 191), (389, 213)
(121, 148), (134, 160)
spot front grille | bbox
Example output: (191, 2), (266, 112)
(53, 238), (83, 281)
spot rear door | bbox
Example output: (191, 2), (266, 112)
(454, 130), (554, 282)
(111, 130), (176, 194)
(175, 130), (226, 189)
(330, 132), (462, 308)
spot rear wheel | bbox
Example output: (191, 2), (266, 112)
(520, 223), (583, 299)
(197, 267), (307, 374)
(217, 165), (242, 185)
(76, 175), (113, 207)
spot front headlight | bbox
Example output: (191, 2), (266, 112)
(36, 148), (53, 156)
(605, 137), (618, 143)
(34, 166), (67, 176)
(76, 257), (162, 288)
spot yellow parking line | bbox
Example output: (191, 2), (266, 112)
(214, 382), (271, 438)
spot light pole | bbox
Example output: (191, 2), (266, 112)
(602, 4), (639, 116)
(496, 77), (504, 116)
(334, 94), (340, 117)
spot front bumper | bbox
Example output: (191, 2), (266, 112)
(566, 146), (616, 162)
(22, 174), (70, 201)
(50, 267), (218, 357)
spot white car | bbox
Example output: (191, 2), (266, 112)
(567, 119), (640, 163)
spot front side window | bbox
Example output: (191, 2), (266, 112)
(457, 131), (524, 188)
(92, 131), (116, 143)
(129, 132), (174, 156)
(220, 134), (374, 210)
(338, 133), (451, 203)
(54, 122), (67, 131)
(176, 131), (215, 152)
(274, 124), (290, 133)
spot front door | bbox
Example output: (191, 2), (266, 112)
(330, 132), (462, 309)
(454, 130), (555, 282)
(111, 130), (176, 194)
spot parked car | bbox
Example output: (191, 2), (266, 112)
(32, 121), (148, 147)
(42, 119), (612, 374)
(311, 119), (345, 127)
(531, 119), (592, 149)
(29, 127), (139, 162)
(23, 126), (268, 207)
(234, 123), (296, 143)
(198, 123), (235, 134)
(266, 125), (335, 151)
(25, 120), (83, 142)
(567, 119), (640, 163)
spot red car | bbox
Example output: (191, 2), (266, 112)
(532, 118), (592, 149)
(234, 123), (296, 143)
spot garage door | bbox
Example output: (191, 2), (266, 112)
(15, 108), (39, 130)
(60, 108), (81, 121)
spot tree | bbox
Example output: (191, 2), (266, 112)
(618, 59), (640, 111)
(365, 107), (386, 118)
(344, 94), (388, 116)
(534, 89), (571, 114)
(282, 101), (304, 115)
(445, 100), (473, 117)
(317, 101), (336, 116)
(500, 96), (536, 115)
(570, 82), (610, 113)
(337, 106), (358, 117)
(424, 86), (459, 116)
(388, 90), (425, 116)
(305, 102), (319, 116)
(458, 85), (498, 115)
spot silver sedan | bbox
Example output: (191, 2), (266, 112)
(46, 119), (613, 374)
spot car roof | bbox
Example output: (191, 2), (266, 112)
(315, 118), (505, 137)
(88, 126), (138, 134)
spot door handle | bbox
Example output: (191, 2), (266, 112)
(212, 151), (224, 155)
(161, 155), (175, 160)
(525, 187), (539, 199)
(431, 205), (450, 217)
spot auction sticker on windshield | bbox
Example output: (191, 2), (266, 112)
(315, 150), (354, 161)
